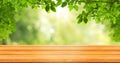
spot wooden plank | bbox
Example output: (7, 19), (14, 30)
(0, 46), (120, 63)
(1, 50), (120, 55)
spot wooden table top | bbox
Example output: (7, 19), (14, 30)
(0, 46), (120, 63)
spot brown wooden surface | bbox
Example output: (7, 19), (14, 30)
(0, 46), (120, 63)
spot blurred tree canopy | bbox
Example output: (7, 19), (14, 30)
(9, 8), (40, 45)
(0, 0), (120, 42)
(8, 7), (110, 45)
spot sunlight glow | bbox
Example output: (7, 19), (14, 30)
(36, 6), (111, 45)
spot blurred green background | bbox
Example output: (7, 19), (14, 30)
(1, 6), (113, 45)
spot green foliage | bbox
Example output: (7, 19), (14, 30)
(45, 4), (50, 12)
(61, 1), (67, 7)
(0, 0), (120, 42)
(0, 0), (55, 41)
(79, 0), (120, 42)
(0, 0), (15, 41)
(9, 8), (39, 45)
(111, 15), (120, 42)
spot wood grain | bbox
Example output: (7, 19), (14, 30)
(0, 46), (120, 63)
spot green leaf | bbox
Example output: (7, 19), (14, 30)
(84, 17), (88, 23)
(51, 6), (56, 12)
(68, 5), (73, 11)
(77, 14), (82, 23)
(74, 5), (78, 11)
(61, 2), (67, 7)
(56, 0), (62, 6)
(113, 17), (116, 24)
(77, 14), (81, 19)
(45, 4), (50, 12)
(77, 18), (82, 23)
(51, 1), (55, 6)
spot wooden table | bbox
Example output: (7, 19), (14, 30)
(0, 46), (120, 63)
